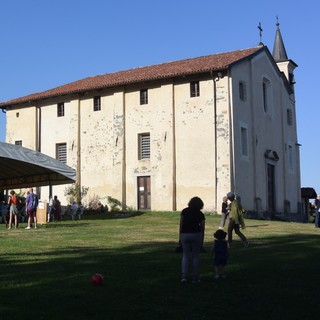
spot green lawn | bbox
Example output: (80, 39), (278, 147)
(0, 212), (319, 320)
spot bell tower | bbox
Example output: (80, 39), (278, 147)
(272, 17), (297, 87)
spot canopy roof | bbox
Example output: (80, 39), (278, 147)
(0, 142), (76, 189)
(301, 187), (317, 199)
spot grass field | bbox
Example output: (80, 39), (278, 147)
(0, 212), (319, 320)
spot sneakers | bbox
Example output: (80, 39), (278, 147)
(192, 276), (200, 284)
(25, 226), (31, 230)
(181, 273), (188, 283)
(181, 276), (201, 284)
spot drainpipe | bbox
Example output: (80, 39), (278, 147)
(172, 82), (177, 211)
(227, 71), (235, 193)
(211, 71), (223, 211)
(36, 105), (41, 152)
(122, 89), (126, 209)
(76, 98), (81, 203)
(35, 104), (41, 199)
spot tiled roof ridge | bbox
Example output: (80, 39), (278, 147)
(0, 46), (263, 107)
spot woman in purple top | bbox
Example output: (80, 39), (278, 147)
(179, 197), (205, 284)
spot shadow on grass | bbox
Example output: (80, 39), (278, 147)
(0, 234), (319, 320)
(245, 224), (270, 228)
(59, 210), (147, 222)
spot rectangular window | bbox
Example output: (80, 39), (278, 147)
(57, 103), (65, 117)
(56, 143), (67, 164)
(240, 126), (248, 157)
(190, 81), (200, 97)
(263, 82), (268, 113)
(140, 89), (148, 105)
(239, 81), (247, 101)
(287, 109), (293, 126)
(15, 140), (22, 146)
(288, 145), (293, 171)
(138, 133), (150, 160)
(93, 96), (101, 111)
(263, 78), (272, 114)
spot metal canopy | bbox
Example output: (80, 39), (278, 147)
(0, 142), (76, 189)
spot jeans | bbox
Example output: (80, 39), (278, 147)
(228, 218), (247, 244)
(181, 232), (202, 276)
(220, 213), (228, 228)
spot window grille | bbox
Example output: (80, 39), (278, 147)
(57, 103), (65, 117)
(190, 81), (200, 97)
(94, 96), (101, 111)
(139, 133), (150, 159)
(140, 89), (148, 105)
(56, 143), (67, 164)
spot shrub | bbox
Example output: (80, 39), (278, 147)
(107, 196), (122, 212)
(64, 183), (89, 204)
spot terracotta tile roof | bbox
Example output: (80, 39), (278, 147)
(0, 46), (262, 107)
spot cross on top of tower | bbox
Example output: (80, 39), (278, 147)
(258, 22), (263, 45)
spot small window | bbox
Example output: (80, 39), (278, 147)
(56, 143), (67, 164)
(138, 133), (150, 160)
(240, 126), (248, 157)
(288, 145), (293, 171)
(140, 89), (148, 105)
(287, 109), (293, 126)
(57, 103), (65, 117)
(262, 78), (272, 114)
(93, 96), (101, 111)
(190, 81), (200, 97)
(239, 81), (247, 101)
(16, 112), (19, 118)
(15, 140), (22, 146)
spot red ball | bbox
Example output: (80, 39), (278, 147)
(91, 273), (104, 285)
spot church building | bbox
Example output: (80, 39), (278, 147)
(0, 23), (301, 215)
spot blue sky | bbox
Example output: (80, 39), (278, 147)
(0, 0), (319, 193)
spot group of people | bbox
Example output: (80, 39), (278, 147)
(47, 195), (62, 222)
(4, 188), (63, 229)
(3, 188), (39, 229)
(179, 192), (249, 283)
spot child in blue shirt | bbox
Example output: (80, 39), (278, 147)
(211, 229), (228, 279)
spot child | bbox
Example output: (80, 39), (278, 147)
(219, 196), (229, 229)
(211, 229), (228, 279)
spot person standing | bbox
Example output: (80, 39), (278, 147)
(25, 188), (38, 230)
(313, 194), (320, 227)
(211, 229), (228, 279)
(7, 190), (19, 229)
(179, 196), (206, 284)
(53, 195), (62, 221)
(227, 192), (249, 247)
(47, 196), (53, 222)
(219, 196), (229, 229)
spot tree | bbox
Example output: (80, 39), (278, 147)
(64, 183), (89, 204)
